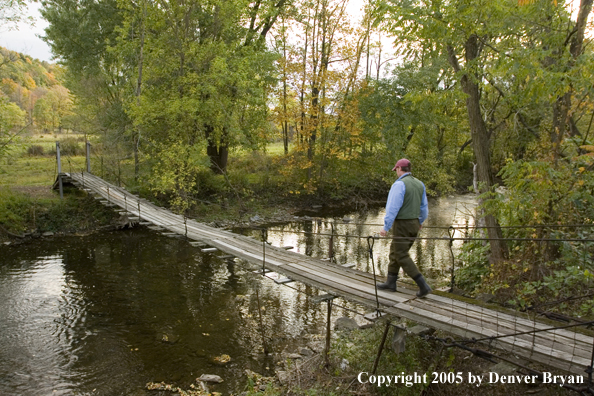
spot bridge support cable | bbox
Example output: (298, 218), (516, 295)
(372, 320), (391, 375)
(448, 226), (456, 292)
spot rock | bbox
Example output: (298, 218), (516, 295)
(307, 341), (324, 353)
(340, 358), (349, 370)
(197, 374), (223, 383)
(342, 217), (353, 223)
(2, 242), (10, 246)
(42, 231), (54, 237)
(488, 361), (516, 376)
(286, 353), (302, 359)
(408, 325), (434, 337)
(250, 215), (262, 222)
(334, 317), (359, 331)
(276, 370), (290, 385)
(311, 205), (322, 209)
(244, 369), (259, 379)
(299, 348), (314, 357)
(476, 293), (495, 303)
(392, 326), (407, 354)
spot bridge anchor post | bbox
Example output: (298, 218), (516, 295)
(56, 141), (63, 200)
(86, 141), (91, 173)
(324, 299), (333, 367)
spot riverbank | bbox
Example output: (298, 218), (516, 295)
(0, 185), (122, 243)
(240, 319), (575, 396)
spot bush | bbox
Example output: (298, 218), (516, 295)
(59, 137), (84, 156)
(27, 145), (45, 156)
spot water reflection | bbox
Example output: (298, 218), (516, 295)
(1, 230), (358, 395)
(261, 195), (477, 282)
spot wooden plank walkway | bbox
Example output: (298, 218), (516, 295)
(59, 171), (593, 375)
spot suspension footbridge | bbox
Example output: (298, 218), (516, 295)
(53, 170), (594, 381)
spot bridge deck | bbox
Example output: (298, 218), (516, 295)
(59, 172), (593, 375)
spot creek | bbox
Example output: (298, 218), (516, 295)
(0, 194), (476, 395)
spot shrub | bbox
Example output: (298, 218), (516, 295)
(27, 145), (45, 156)
(59, 137), (84, 156)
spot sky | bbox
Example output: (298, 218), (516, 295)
(0, 2), (52, 62)
(0, 0), (587, 64)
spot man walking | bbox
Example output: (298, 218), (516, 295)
(377, 158), (431, 297)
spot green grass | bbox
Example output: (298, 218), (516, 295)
(265, 141), (287, 156)
(1, 132), (90, 187)
(0, 155), (87, 186)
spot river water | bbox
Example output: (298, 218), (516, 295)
(0, 195), (476, 395)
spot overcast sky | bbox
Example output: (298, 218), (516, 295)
(0, 0), (586, 64)
(0, 2), (52, 62)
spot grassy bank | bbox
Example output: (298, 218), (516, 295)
(0, 186), (121, 240)
(0, 133), (121, 239)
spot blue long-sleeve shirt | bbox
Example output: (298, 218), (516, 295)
(383, 172), (429, 232)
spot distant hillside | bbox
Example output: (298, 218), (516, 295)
(0, 46), (72, 133)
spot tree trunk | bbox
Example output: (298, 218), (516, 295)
(448, 37), (508, 262)
(205, 126), (228, 174)
(134, 1), (145, 180)
(207, 139), (228, 174)
(551, 0), (593, 160)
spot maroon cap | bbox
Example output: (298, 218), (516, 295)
(392, 158), (411, 171)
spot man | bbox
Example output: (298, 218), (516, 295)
(377, 158), (431, 297)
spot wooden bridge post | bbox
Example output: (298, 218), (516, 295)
(324, 299), (333, 367)
(56, 141), (63, 200)
(86, 141), (91, 173)
(328, 222), (335, 263)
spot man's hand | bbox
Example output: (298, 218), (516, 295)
(380, 229), (387, 237)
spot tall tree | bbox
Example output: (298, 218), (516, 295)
(119, 0), (287, 175)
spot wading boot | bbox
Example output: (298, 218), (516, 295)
(413, 274), (432, 298)
(377, 273), (398, 292)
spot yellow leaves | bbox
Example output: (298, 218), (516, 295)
(517, 0), (557, 5)
(213, 354), (231, 364)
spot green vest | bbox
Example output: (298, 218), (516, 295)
(396, 174), (424, 220)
